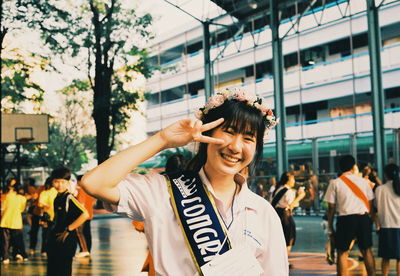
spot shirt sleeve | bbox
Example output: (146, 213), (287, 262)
(324, 180), (336, 204)
(365, 180), (375, 201)
(38, 192), (46, 206)
(104, 172), (167, 221)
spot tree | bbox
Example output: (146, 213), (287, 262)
(15, 0), (154, 163)
(1, 0), (49, 112)
(1, 50), (47, 112)
(24, 80), (96, 172)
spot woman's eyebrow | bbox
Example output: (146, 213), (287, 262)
(244, 131), (256, 137)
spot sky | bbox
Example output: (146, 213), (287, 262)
(138, 0), (222, 35)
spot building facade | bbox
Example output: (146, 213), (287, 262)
(144, 0), (400, 176)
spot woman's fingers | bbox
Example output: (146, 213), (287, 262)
(191, 117), (224, 144)
(201, 118), (224, 132)
(196, 135), (224, 145)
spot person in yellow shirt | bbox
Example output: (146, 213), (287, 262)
(38, 177), (58, 256)
(1, 179), (28, 264)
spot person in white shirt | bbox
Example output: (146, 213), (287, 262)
(81, 88), (288, 276)
(374, 163), (400, 276)
(324, 155), (376, 276)
(271, 172), (305, 258)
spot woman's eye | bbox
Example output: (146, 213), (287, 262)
(224, 129), (234, 134)
(244, 136), (255, 142)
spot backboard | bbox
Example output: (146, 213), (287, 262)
(1, 113), (49, 144)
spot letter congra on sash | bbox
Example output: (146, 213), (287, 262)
(166, 171), (231, 275)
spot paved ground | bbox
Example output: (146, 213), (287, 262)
(1, 215), (398, 275)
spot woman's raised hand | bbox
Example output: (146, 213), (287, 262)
(159, 118), (225, 149)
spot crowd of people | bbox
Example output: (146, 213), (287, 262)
(1, 168), (95, 276)
(1, 88), (399, 276)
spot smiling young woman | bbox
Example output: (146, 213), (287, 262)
(81, 88), (288, 276)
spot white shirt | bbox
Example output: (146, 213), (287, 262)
(324, 173), (374, 216)
(375, 181), (400, 228)
(106, 169), (288, 276)
(273, 186), (296, 209)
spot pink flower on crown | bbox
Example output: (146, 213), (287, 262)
(233, 89), (247, 101)
(208, 94), (225, 108)
(260, 101), (270, 116)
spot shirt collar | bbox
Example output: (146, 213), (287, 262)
(199, 168), (258, 211)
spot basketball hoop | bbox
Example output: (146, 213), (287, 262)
(16, 137), (34, 145)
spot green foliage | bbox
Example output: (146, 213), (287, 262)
(1, 52), (47, 112)
(23, 123), (96, 172)
(13, 0), (156, 161)
(22, 79), (96, 172)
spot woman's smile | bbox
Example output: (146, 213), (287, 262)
(220, 152), (242, 164)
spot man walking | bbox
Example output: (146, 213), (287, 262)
(324, 155), (376, 276)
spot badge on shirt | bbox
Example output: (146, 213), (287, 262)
(200, 245), (263, 276)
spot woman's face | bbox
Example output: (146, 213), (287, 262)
(288, 174), (295, 187)
(52, 178), (69, 193)
(204, 125), (257, 177)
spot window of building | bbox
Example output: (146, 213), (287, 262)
(188, 80), (204, 96)
(255, 60), (272, 79)
(385, 86), (400, 99)
(161, 86), (185, 103)
(186, 41), (203, 54)
(301, 46), (324, 66)
(284, 52), (298, 69)
(148, 92), (160, 106)
(160, 45), (184, 65)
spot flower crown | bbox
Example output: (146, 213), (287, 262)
(195, 88), (278, 141)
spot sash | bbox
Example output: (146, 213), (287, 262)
(271, 187), (288, 209)
(340, 175), (370, 212)
(166, 171), (231, 275)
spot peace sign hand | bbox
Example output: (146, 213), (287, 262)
(159, 118), (225, 149)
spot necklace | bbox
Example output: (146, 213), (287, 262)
(217, 184), (238, 230)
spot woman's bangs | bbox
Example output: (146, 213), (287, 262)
(222, 107), (261, 137)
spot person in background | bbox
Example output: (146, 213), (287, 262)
(164, 154), (185, 174)
(267, 176), (277, 202)
(324, 155), (376, 276)
(369, 168), (382, 191)
(300, 176), (316, 215)
(360, 164), (376, 190)
(38, 177), (58, 256)
(26, 178), (45, 256)
(271, 171), (306, 267)
(74, 175), (96, 258)
(1, 178), (29, 264)
(46, 168), (89, 276)
(374, 164), (400, 276)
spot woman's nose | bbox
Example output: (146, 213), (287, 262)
(227, 135), (242, 153)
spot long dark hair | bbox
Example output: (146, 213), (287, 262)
(272, 172), (292, 197)
(384, 163), (400, 196)
(186, 99), (266, 175)
(165, 154), (185, 173)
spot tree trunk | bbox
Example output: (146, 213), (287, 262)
(92, 64), (113, 164)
